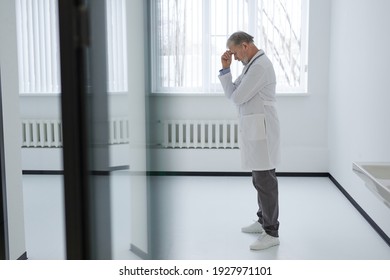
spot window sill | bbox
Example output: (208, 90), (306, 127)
(19, 93), (61, 97)
(149, 92), (311, 97)
(149, 93), (225, 97)
(19, 91), (129, 97)
(276, 92), (311, 97)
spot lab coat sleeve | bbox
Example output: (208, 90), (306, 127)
(230, 64), (269, 105)
(218, 71), (238, 99)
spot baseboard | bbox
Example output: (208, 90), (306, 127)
(147, 171), (329, 177)
(147, 171), (251, 176)
(277, 172), (329, 177)
(328, 174), (390, 247)
(17, 251), (28, 260)
(22, 170), (63, 175)
(22, 165), (130, 175)
(23, 170), (329, 177)
(130, 244), (150, 260)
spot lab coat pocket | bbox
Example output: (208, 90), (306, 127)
(241, 113), (266, 141)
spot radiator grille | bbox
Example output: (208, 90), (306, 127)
(161, 120), (239, 149)
(21, 120), (62, 147)
(109, 118), (130, 144)
(21, 119), (129, 148)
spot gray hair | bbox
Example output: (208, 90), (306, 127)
(226, 31), (254, 47)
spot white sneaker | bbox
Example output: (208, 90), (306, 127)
(250, 234), (280, 250)
(241, 221), (264, 234)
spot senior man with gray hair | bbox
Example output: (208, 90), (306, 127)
(219, 31), (281, 250)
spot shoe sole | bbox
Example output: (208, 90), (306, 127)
(250, 241), (280, 250)
(241, 229), (264, 234)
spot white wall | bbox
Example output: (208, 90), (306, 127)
(328, 0), (390, 236)
(149, 0), (331, 173)
(0, 0), (26, 259)
(20, 94), (129, 170)
(277, 0), (330, 172)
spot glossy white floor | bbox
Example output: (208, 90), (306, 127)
(22, 174), (390, 260)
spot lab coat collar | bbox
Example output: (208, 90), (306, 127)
(248, 49), (265, 64)
(243, 50), (265, 74)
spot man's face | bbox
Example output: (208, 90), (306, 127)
(228, 43), (249, 65)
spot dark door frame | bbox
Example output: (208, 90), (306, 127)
(58, 0), (91, 259)
(58, 0), (111, 259)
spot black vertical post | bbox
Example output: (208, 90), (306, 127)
(58, 0), (91, 259)
(58, 0), (111, 259)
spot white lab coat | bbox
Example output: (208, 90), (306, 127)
(219, 50), (281, 171)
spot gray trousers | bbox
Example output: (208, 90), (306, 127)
(252, 169), (279, 237)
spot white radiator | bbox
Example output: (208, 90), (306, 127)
(109, 118), (129, 144)
(21, 120), (62, 147)
(161, 120), (239, 149)
(22, 118), (129, 148)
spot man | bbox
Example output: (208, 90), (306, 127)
(219, 31), (281, 250)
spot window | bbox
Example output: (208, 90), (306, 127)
(15, 0), (128, 94)
(151, 0), (309, 94)
(16, 0), (61, 94)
